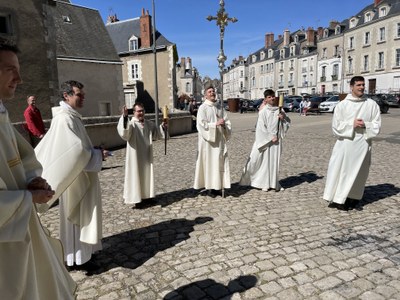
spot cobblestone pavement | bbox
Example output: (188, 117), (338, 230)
(41, 109), (400, 300)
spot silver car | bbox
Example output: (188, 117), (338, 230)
(319, 95), (339, 113)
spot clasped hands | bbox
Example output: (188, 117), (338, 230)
(28, 177), (55, 204)
(354, 118), (365, 128)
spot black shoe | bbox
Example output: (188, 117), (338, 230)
(74, 260), (100, 272)
(337, 203), (350, 211)
(328, 202), (338, 209)
(210, 189), (222, 197)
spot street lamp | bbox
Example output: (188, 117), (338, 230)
(206, 0), (237, 108)
(151, 0), (159, 127)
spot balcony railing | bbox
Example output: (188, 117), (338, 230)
(278, 82), (284, 88)
(331, 75), (338, 81)
(288, 81), (294, 87)
(320, 76), (326, 82)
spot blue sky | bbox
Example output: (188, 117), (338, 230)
(72, 0), (373, 79)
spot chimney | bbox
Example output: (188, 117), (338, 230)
(329, 20), (339, 29)
(317, 27), (324, 39)
(278, 34), (282, 40)
(140, 8), (152, 49)
(180, 57), (185, 68)
(265, 32), (274, 48)
(306, 27), (315, 46)
(374, 0), (383, 6)
(283, 29), (290, 47)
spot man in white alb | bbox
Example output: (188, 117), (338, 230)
(194, 82), (231, 195)
(0, 38), (76, 299)
(35, 80), (109, 270)
(323, 76), (381, 210)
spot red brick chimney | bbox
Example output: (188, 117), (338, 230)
(265, 33), (274, 48)
(317, 27), (324, 39)
(374, 0), (383, 6)
(140, 8), (152, 49)
(306, 27), (315, 46)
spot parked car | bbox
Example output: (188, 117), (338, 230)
(248, 98), (263, 111)
(367, 94), (390, 113)
(283, 96), (302, 112)
(318, 95), (339, 113)
(376, 94), (399, 108)
(306, 96), (331, 112)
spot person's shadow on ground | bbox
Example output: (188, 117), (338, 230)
(163, 275), (258, 300)
(88, 217), (213, 275)
(280, 171), (323, 189)
(358, 183), (400, 210)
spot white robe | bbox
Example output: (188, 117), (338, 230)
(240, 105), (290, 190)
(0, 106), (76, 299)
(117, 116), (165, 204)
(194, 100), (231, 190)
(35, 102), (103, 266)
(323, 94), (381, 204)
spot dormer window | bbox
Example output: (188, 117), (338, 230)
(129, 35), (138, 51)
(379, 7), (387, 17)
(365, 12), (371, 22)
(252, 55), (257, 63)
(290, 46), (295, 56)
(323, 29), (329, 38)
(260, 51), (265, 60)
(294, 35), (299, 43)
(280, 49), (284, 59)
(335, 25), (341, 35)
(62, 15), (72, 23)
(268, 49), (273, 58)
(349, 17), (358, 28)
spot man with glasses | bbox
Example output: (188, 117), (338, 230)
(117, 102), (167, 207)
(35, 80), (109, 271)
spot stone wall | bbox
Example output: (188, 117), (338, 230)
(14, 111), (193, 149)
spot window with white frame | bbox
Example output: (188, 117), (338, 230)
(260, 65), (264, 73)
(289, 73), (293, 84)
(348, 57), (353, 73)
(379, 7), (387, 17)
(363, 55), (369, 71)
(290, 46), (295, 56)
(279, 74), (283, 85)
(394, 76), (400, 90)
(280, 62), (284, 71)
(280, 49), (284, 59)
(260, 51), (265, 60)
(378, 52), (384, 69)
(335, 25), (341, 35)
(323, 29), (329, 38)
(252, 55), (257, 63)
(396, 49), (400, 67)
(321, 66), (326, 77)
(332, 64), (339, 76)
(129, 36), (138, 51)
(349, 36), (354, 49)
(268, 49), (273, 58)
(364, 32), (370, 45)
(322, 48), (327, 58)
(365, 12), (371, 22)
(240, 70), (244, 78)
(334, 45), (340, 57)
(397, 23), (400, 38)
(302, 74), (307, 86)
(379, 27), (386, 42)
(252, 77), (256, 87)
(185, 82), (191, 93)
(350, 18), (357, 28)
(127, 60), (141, 81)
(290, 60), (294, 69)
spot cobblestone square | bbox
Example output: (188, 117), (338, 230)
(41, 110), (400, 299)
